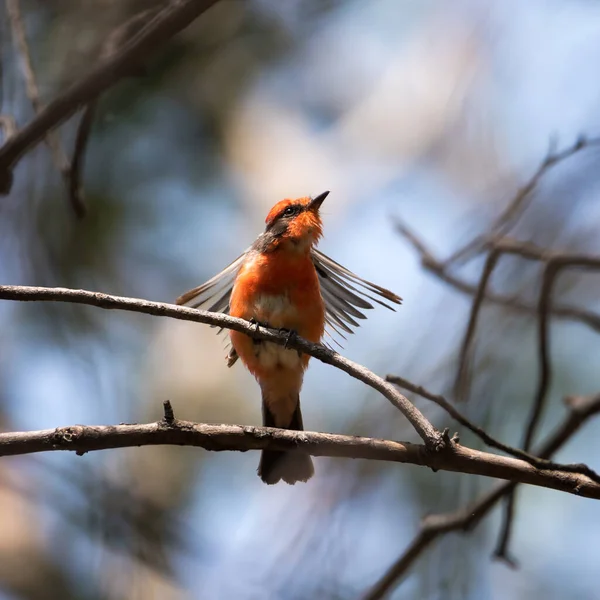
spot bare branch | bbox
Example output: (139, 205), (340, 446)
(395, 219), (600, 332)
(6, 0), (70, 170)
(5, 0), (83, 214)
(496, 254), (600, 560)
(66, 6), (164, 217)
(0, 416), (599, 499)
(0, 0), (222, 193)
(363, 393), (600, 600)
(444, 136), (600, 266)
(387, 374), (600, 483)
(0, 284), (442, 449)
(453, 248), (501, 401)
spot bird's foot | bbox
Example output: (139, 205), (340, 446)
(279, 328), (301, 356)
(249, 318), (268, 345)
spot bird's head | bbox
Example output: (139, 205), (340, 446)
(262, 191), (328, 252)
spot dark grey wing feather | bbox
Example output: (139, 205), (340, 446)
(311, 248), (402, 344)
(176, 252), (246, 310)
(176, 252), (248, 367)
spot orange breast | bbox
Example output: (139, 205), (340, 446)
(231, 251), (325, 340)
(229, 250), (325, 376)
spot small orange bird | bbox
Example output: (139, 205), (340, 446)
(177, 191), (401, 485)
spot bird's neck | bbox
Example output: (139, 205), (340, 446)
(259, 234), (315, 257)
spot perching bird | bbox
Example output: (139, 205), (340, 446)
(176, 191), (401, 485)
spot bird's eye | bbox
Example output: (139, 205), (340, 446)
(282, 206), (298, 217)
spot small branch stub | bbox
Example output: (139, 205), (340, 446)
(163, 400), (175, 425)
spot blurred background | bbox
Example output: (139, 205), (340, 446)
(1, 0), (600, 598)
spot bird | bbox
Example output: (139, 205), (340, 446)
(176, 191), (402, 485)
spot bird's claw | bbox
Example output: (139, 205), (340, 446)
(249, 318), (265, 344)
(279, 328), (301, 356)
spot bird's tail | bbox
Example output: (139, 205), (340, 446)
(258, 395), (314, 485)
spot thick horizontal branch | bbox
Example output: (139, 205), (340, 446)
(1, 416), (599, 499)
(0, 284), (441, 448)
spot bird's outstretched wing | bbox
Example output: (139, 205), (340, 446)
(310, 249), (402, 345)
(175, 248), (402, 361)
(176, 252), (247, 366)
(176, 252), (247, 311)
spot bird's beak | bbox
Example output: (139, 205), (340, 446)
(309, 191), (329, 211)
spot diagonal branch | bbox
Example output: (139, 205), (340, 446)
(453, 248), (501, 401)
(0, 284), (442, 449)
(5, 0), (82, 215)
(443, 136), (600, 266)
(394, 219), (600, 333)
(363, 393), (600, 600)
(0, 410), (599, 498)
(0, 0), (222, 193)
(66, 6), (164, 217)
(6, 0), (70, 172)
(386, 374), (600, 483)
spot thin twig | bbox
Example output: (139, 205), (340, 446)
(394, 219), (600, 332)
(386, 374), (600, 483)
(68, 104), (95, 217)
(444, 136), (600, 266)
(453, 248), (501, 401)
(363, 393), (600, 600)
(66, 6), (163, 216)
(495, 254), (600, 561)
(0, 0), (222, 191)
(0, 284), (442, 449)
(453, 238), (557, 403)
(5, 0), (81, 213)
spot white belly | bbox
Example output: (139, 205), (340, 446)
(251, 293), (302, 370)
(252, 293), (297, 320)
(255, 341), (302, 370)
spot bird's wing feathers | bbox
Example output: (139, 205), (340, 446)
(311, 249), (402, 344)
(175, 252), (247, 309)
(176, 252), (247, 367)
(175, 248), (402, 359)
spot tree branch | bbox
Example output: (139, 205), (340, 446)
(443, 136), (600, 266)
(0, 284), (442, 449)
(0, 0), (221, 193)
(0, 413), (599, 499)
(496, 254), (600, 561)
(363, 393), (600, 600)
(394, 219), (600, 333)
(386, 374), (600, 483)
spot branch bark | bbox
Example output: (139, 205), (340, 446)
(0, 284), (442, 449)
(0, 415), (599, 499)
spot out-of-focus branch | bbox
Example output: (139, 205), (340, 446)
(386, 374), (600, 483)
(453, 248), (501, 401)
(0, 403), (599, 498)
(66, 6), (163, 217)
(394, 220), (600, 332)
(6, 0), (84, 215)
(496, 254), (600, 561)
(6, 0), (70, 172)
(0, 0), (222, 195)
(443, 136), (600, 266)
(363, 393), (600, 600)
(0, 284), (442, 448)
